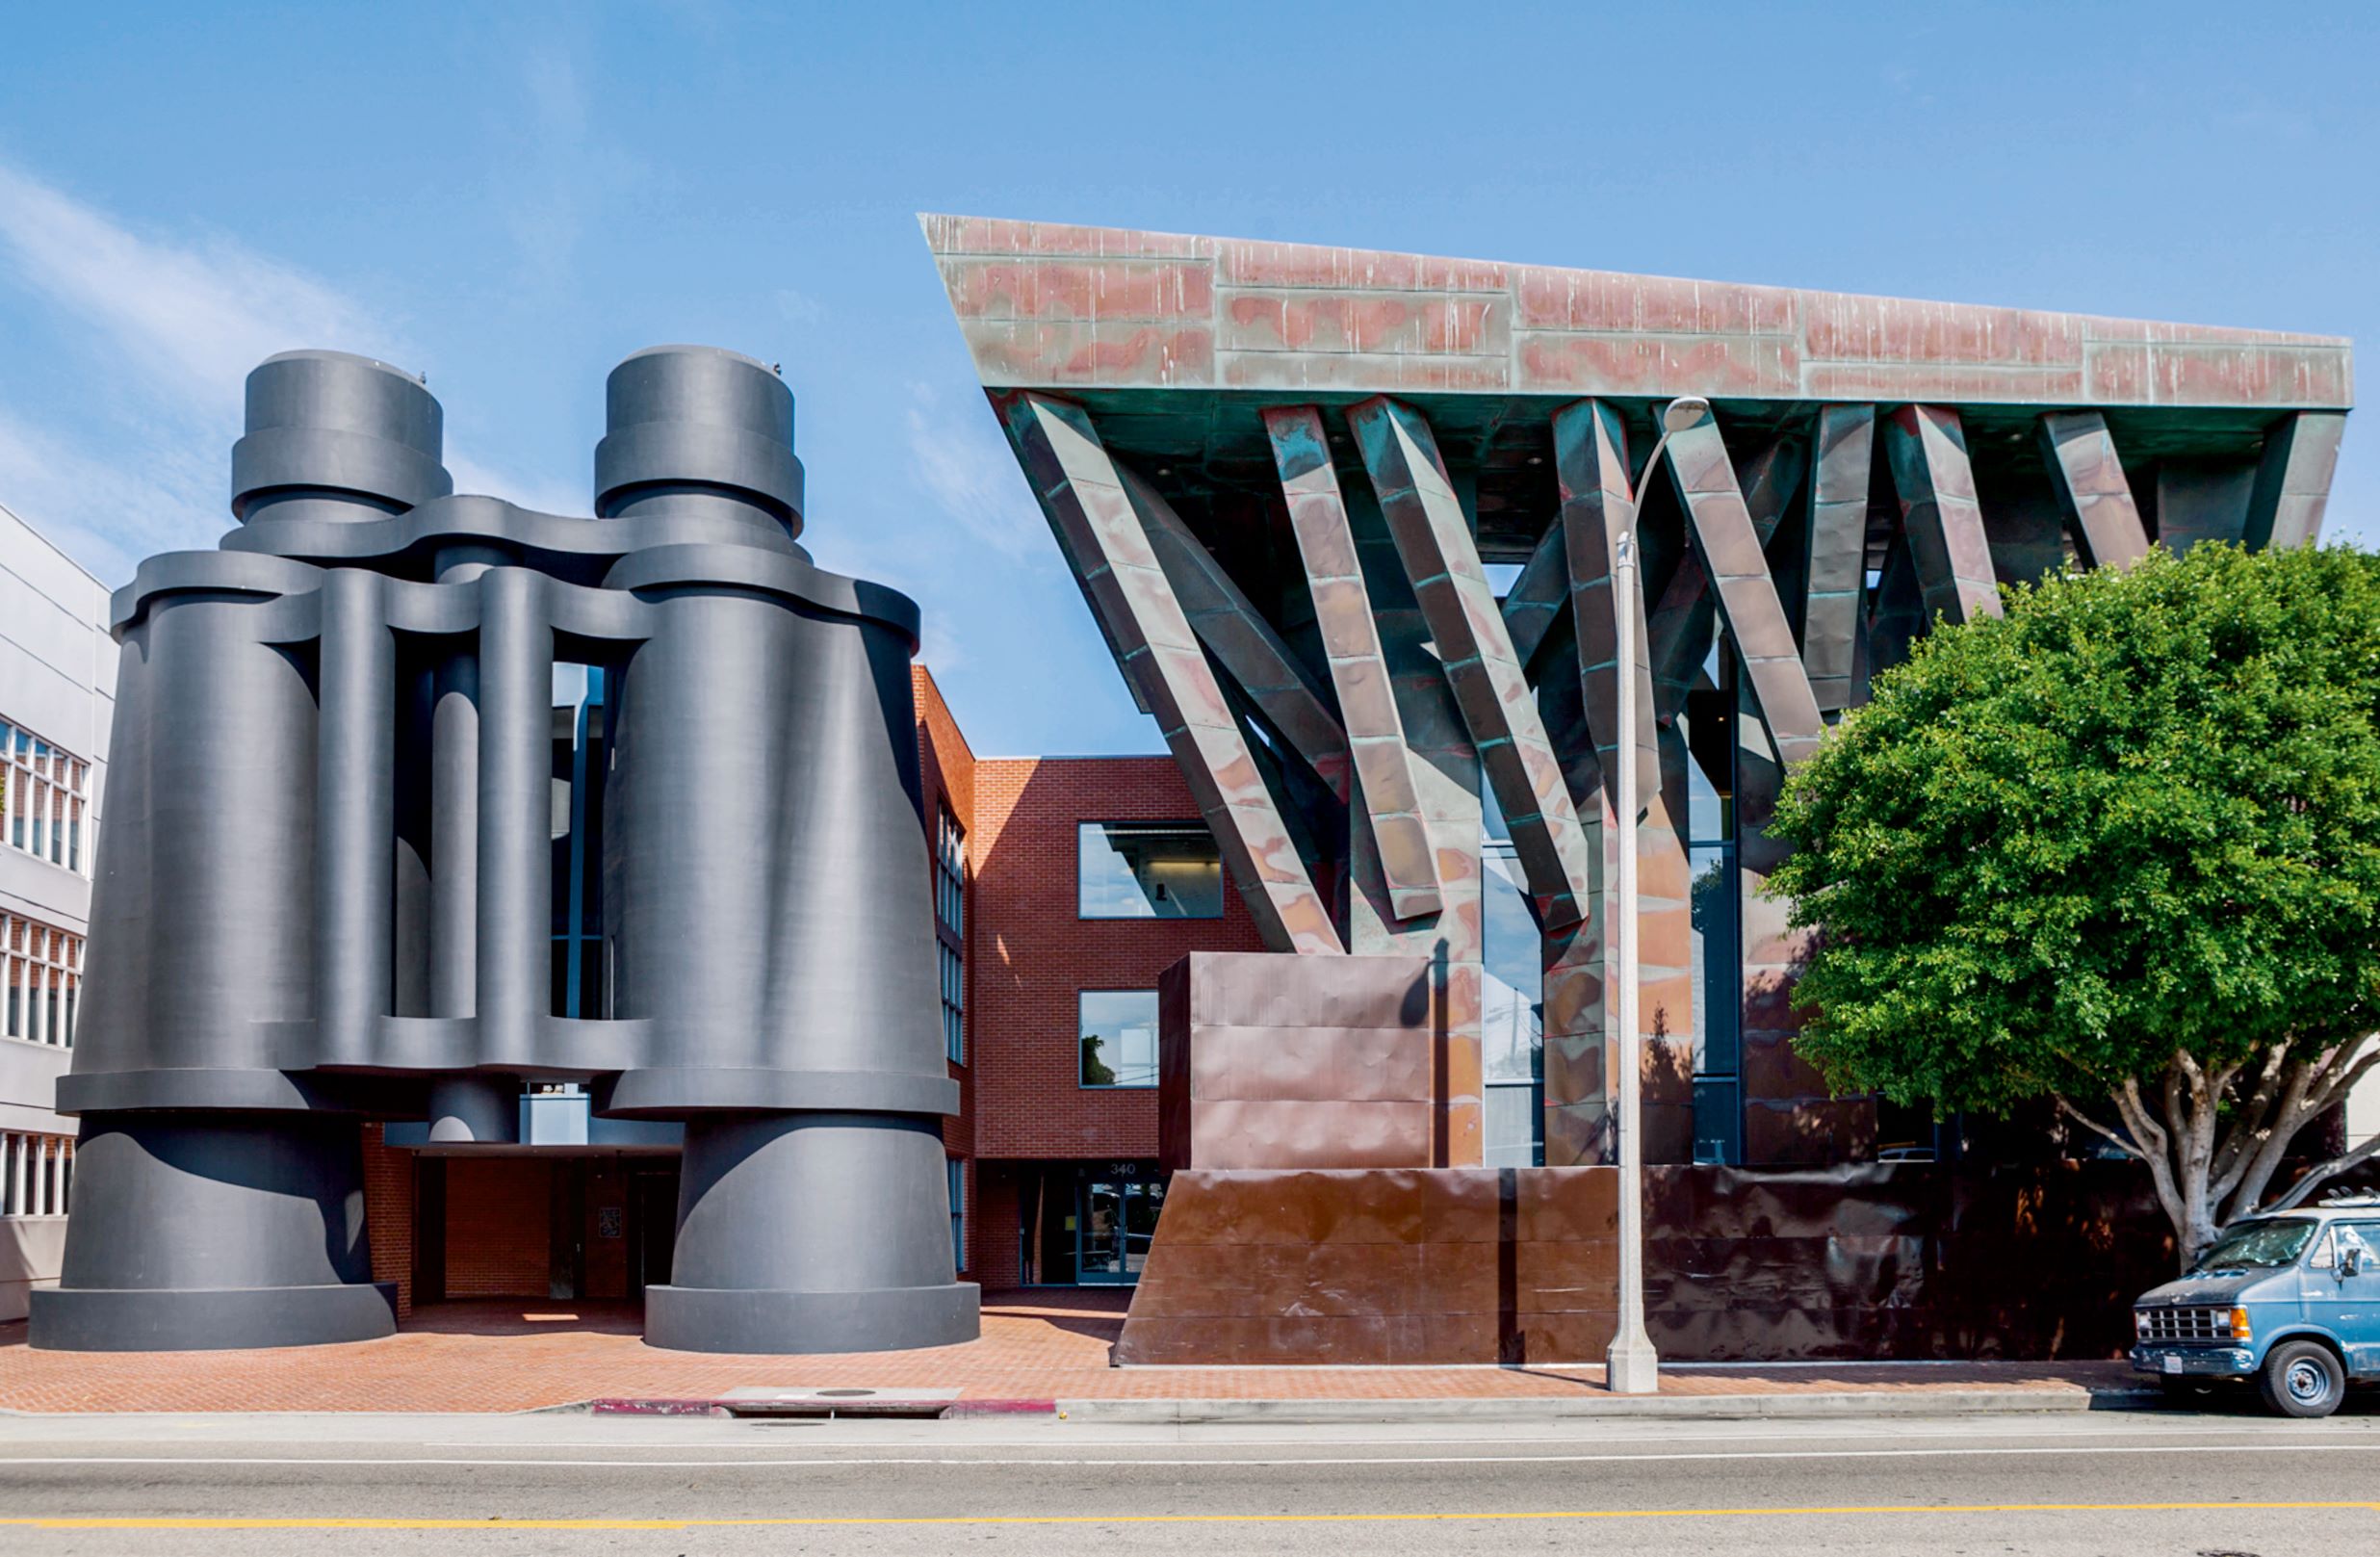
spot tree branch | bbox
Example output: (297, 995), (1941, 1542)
(2112, 1076), (2187, 1250)
(2212, 1045), (2289, 1187)
(2123, 1076), (2170, 1155)
(2222, 1053), (2316, 1219)
(2305, 1037), (2380, 1118)
(2055, 1094), (2144, 1160)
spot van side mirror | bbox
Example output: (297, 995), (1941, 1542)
(2343, 1246), (2364, 1279)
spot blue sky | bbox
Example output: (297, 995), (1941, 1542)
(1, 3), (2369, 757)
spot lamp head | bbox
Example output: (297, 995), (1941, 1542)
(1659, 396), (1713, 433)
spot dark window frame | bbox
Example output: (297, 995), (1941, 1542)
(1077, 987), (1161, 1090)
(1075, 819), (1226, 921)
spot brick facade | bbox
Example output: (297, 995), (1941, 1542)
(441, 1159), (552, 1299)
(965, 756), (1266, 1160)
(361, 1124), (413, 1317)
(915, 669), (1265, 1284)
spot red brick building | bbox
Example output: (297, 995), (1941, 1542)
(359, 664), (1260, 1312)
(913, 668), (1266, 1290)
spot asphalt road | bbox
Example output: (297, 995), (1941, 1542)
(0, 1407), (2374, 1554)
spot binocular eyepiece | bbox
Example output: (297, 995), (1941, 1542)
(231, 344), (808, 539)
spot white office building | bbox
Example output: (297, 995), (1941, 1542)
(0, 500), (113, 1321)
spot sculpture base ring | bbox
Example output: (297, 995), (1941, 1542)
(643, 1281), (979, 1355)
(30, 1282), (399, 1352)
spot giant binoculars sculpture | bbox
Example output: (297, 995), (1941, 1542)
(32, 346), (978, 1354)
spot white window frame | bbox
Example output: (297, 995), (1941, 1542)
(2, 1131), (72, 1217)
(3, 912), (82, 1049)
(0, 720), (90, 876)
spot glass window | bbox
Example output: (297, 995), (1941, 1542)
(1690, 844), (1739, 1078)
(940, 941), (965, 1064)
(1481, 843), (1542, 1169)
(2188, 1218), (2316, 1274)
(1079, 990), (1159, 1088)
(1078, 823), (1224, 920)
(2, 723), (89, 874)
(947, 1158), (967, 1271)
(935, 806), (966, 935)
(1, 914), (79, 1049)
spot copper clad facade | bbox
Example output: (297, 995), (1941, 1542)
(930, 216), (2351, 1362)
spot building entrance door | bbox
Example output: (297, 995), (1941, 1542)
(625, 1164), (679, 1302)
(1077, 1175), (1165, 1285)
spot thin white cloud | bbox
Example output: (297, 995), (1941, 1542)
(444, 449), (586, 518)
(0, 159), (584, 574)
(903, 381), (1048, 559)
(496, 45), (601, 292)
(0, 409), (223, 584)
(916, 613), (966, 677)
(0, 161), (400, 416)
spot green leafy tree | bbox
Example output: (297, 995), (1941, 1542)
(1769, 542), (2380, 1268)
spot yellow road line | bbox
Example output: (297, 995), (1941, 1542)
(3, 1501), (2375, 1530)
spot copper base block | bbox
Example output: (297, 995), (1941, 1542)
(1118, 1167), (1617, 1366)
(1118, 1162), (2175, 1366)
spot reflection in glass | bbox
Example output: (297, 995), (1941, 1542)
(1682, 695), (1741, 1165)
(1482, 842), (1543, 1167)
(1077, 822), (1225, 919)
(1079, 990), (1159, 1087)
(1077, 1177), (1167, 1283)
(1689, 844), (1739, 1079)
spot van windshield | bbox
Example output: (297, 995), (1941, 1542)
(2189, 1218), (2316, 1274)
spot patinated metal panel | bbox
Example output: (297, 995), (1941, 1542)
(2244, 410), (2348, 549)
(925, 214), (2351, 410)
(1801, 405), (1874, 713)
(2155, 461), (2256, 553)
(1538, 657), (1617, 1169)
(1351, 396), (1596, 930)
(1866, 530), (1927, 679)
(1338, 475), (1485, 1168)
(1118, 462), (1351, 799)
(997, 391), (1342, 955)
(1883, 404), (2002, 628)
(1547, 398), (1696, 1137)
(1265, 405), (1442, 921)
(1662, 411), (1825, 766)
(1549, 400), (1661, 807)
(1117, 1167), (1620, 1365)
(1646, 436), (1805, 724)
(1157, 951), (1436, 1172)
(1737, 672), (1872, 1166)
(2036, 410), (2151, 570)
(1118, 1162), (2173, 1365)
(1499, 521), (1568, 670)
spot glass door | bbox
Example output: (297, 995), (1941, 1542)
(1076, 1176), (1167, 1285)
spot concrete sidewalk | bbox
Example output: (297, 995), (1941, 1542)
(0, 1290), (2150, 1418)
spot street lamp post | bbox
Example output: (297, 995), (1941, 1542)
(1605, 395), (1710, 1396)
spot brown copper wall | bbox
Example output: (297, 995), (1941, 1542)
(1118, 1161), (2171, 1366)
(1118, 1167), (1617, 1365)
(1157, 952), (1436, 1172)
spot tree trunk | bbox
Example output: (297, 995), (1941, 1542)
(2065, 1038), (2380, 1272)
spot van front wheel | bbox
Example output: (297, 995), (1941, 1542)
(2258, 1340), (2346, 1418)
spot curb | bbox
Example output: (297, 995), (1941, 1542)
(584, 1396), (1060, 1419)
(1050, 1388), (2164, 1424)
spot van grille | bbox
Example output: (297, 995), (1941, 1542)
(2137, 1306), (2233, 1342)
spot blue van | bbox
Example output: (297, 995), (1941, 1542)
(2131, 1200), (2380, 1417)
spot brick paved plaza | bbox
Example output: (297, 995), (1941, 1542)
(0, 1289), (2129, 1414)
